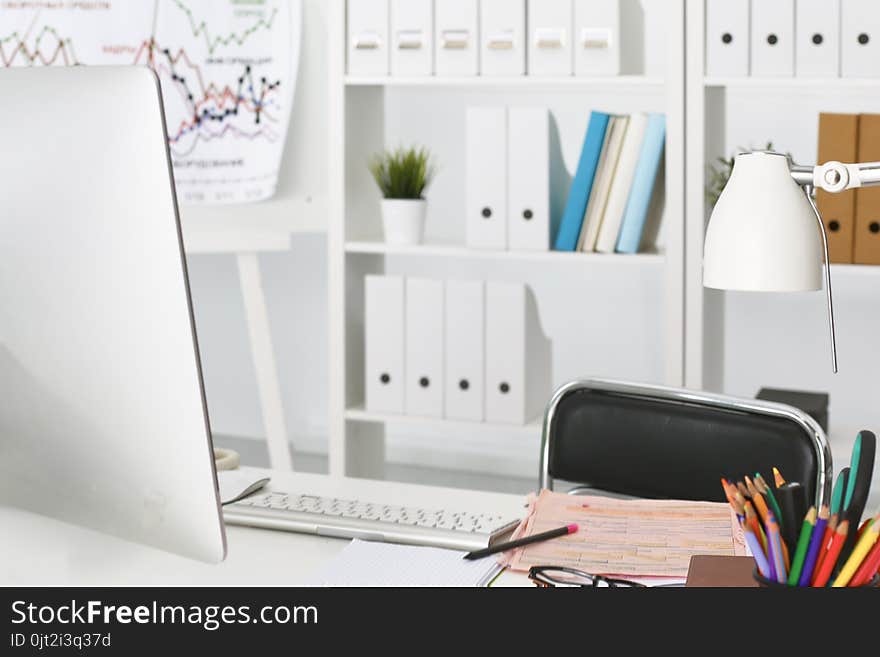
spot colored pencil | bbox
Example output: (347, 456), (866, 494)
(766, 514), (787, 584)
(832, 517), (878, 587)
(843, 434), (863, 512)
(798, 505), (829, 587)
(849, 523), (880, 587)
(812, 520), (849, 587)
(746, 478), (770, 525)
(773, 467), (786, 488)
(787, 507), (817, 586)
(744, 525), (772, 579)
(737, 481), (751, 500)
(755, 474), (783, 525)
(812, 513), (838, 577)
(744, 500), (766, 551)
(463, 523), (578, 560)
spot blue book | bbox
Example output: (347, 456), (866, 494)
(615, 114), (666, 254)
(553, 111), (609, 251)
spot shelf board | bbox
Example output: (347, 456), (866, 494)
(830, 263), (880, 276)
(345, 75), (665, 89)
(705, 76), (880, 89)
(345, 241), (665, 264)
(345, 405), (542, 437)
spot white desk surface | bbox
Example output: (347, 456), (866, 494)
(0, 468), (531, 587)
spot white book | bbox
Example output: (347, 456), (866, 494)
(577, 115), (628, 252)
(594, 113), (647, 253)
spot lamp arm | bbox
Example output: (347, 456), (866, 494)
(803, 185), (839, 374)
(790, 161), (880, 192)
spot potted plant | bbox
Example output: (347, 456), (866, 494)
(369, 145), (435, 245)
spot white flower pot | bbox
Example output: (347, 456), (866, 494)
(381, 199), (427, 245)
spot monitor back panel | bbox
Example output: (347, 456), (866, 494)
(0, 66), (225, 563)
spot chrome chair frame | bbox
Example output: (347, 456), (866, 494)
(538, 378), (832, 508)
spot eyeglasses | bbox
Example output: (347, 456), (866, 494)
(528, 566), (646, 588)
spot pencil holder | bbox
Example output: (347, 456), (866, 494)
(752, 569), (880, 588)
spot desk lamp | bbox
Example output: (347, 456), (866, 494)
(703, 151), (880, 373)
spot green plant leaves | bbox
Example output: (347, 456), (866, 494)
(369, 146), (436, 199)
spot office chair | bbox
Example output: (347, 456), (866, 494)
(539, 378), (832, 508)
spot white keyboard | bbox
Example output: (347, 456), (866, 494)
(223, 491), (520, 551)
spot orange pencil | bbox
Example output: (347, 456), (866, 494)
(746, 478), (770, 524)
(737, 481), (751, 500)
(773, 466), (786, 488)
(812, 520), (849, 587)
(720, 478), (738, 507)
(812, 513), (838, 576)
(744, 501), (767, 551)
(849, 525), (880, 586)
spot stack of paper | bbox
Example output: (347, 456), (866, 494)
(505, 490), (746, 579)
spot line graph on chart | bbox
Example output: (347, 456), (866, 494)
(0, 0), (301, 204)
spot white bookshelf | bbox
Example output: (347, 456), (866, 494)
(685, 2), (880, 449)
(326, 1), (686, 479)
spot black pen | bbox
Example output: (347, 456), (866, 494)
(463, 524), (578, 560)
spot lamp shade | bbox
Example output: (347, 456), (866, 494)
(704, 151), (822, 292)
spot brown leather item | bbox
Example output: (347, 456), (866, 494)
(685, 555), (760, 587)
(855, 114), (880, 265)
(816, 113), (858, 264)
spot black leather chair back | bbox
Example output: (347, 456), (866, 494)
(541, 380), (831, 507)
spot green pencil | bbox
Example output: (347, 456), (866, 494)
(756, 473), (784, 528)
(787, 506), (817, 586)
(843, 434), (862, 511)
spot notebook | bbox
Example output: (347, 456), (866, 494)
(308, 539), (503, 587)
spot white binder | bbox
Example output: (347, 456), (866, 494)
(444, 280), (484, 421)
(466, 107), (508, 250)
(705, 0), (749, 77)
(485, 282), (552, 425)
(796, 0), (840, 77)
(405, 278), (444, 417)
(480, 0), (526, 76)
(435, 0), (479, 76)
(841, 0), (880, 78)
(365, 275), (405, 414)
(390, 0), (433, 77)
(507, 108), (570, 251)
(750, 0), (794, 77)
(573, 0), (620, 76)
(528, 0), (574, 77)
(347, 0), (389, 77)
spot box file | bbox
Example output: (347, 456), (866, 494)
(528, 0), (574, 77)
(347, 0), (389, 76)
(405, 278), (444, 417)
(705, 0), (749, 77)
(507, 108), (571, 251)
(573, 0), (620, 76)
(444, 280), (485, 421)
(841, 0), (880, 78)
(435, 0), (479, 76)
(816, 113), (859, 263)
(485, 282), (552, 425)
(480, 0), (526, 76)
(466, 107), (508, 249)
(751, 0), (794, 77)
(390, 0), (433, 77)
(854, 114), (880, 264)
(795, 0), (840, 77)
(365, 275), (405, 414)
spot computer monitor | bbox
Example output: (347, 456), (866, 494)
(0, 66), (226, 563)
